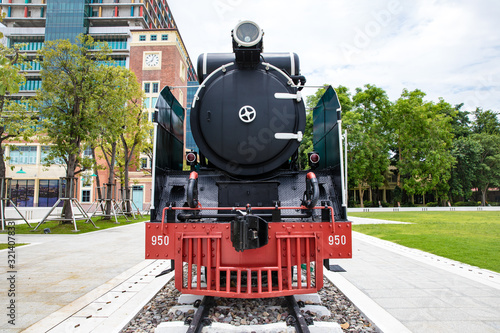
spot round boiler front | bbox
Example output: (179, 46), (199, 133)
(191, 64), (305, 176)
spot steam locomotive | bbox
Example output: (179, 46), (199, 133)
(145, 21), (351, 298)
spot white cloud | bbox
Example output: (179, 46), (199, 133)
(169, 0), (500, 111)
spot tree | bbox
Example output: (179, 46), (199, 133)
(450, 103), (472, 138)
(89, 66), (143, 218)
(343, 84), (391, 207)
(0, 45), (38, 177)
(472, 108), (500, 135)
(117, 94), (151, 214)
(449, 136), (482, 202)
(471, 133), (500, 206)
(391, 90), (455, 204)
(0, 43), (38, 223)
(35, 35), (114, 220)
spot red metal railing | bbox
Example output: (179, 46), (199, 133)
(160, 205), (336, 234)
(144, 204), (351, 298)
(173, 228), (321, 297)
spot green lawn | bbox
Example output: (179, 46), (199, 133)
(349, 211), (500, 273)
(4, 215), (149, 234)
(0, 243), (29, 250)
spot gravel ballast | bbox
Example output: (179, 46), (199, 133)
(122, 276), (376, 333)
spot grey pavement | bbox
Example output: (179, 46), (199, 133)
(0, 222), (146, 332)
(330, 216), (500, 333)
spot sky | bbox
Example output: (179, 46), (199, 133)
(168, 0), (500, 112)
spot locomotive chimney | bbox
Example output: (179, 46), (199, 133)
(232, 20), (263, 67)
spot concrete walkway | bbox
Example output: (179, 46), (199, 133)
(0, 222), (146, 332)
(329, 216), (500, 333)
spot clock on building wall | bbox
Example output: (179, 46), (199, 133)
(143, 52), (161, 69)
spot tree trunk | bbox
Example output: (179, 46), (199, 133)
(481, 186), (488, 206)
(358, 184), (365, 208)
(423, 192), (426, 205)
(122, 141), (132, 215)
(91, 147), (102, 201)
(104, 142), (117, 220)
(120, 132), (139, 216)
(0, 143), (5, 180)
(62, 153), (78, 222)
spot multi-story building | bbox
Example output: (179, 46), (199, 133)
(185, 80), (199, 152)
(0, 0), (198, 210)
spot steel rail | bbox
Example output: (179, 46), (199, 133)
(285, 295), (312, 333)
(186, 296), (214, 333)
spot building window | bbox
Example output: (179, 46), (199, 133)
(143, 81), (160, 109)
(161, 34), (168, 41)
(10, 179), (35, 207)
(141, 158), (148, 169)
(81, 175), (92, 187)
(38, 179), (59, 207)
(41, 146), (64, 164)
(82, 190), (91, 203)
(143, 97), (150, 108)
(83, 146), (93, 158)
(139, 35), (146, 41)
(150, 35), (157, 41)
(10, 146), (37, 165)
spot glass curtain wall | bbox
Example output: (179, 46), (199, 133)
(45, 0), (90, 42)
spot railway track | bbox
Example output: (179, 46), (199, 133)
(121, 264), (377, 333)
(183, 295), (315, 333)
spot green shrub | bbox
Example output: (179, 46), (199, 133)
(453, 201), (480, 206)
(426, 202), (439, 207)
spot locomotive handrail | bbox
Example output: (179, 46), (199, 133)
(261, 61), (296, 88)
(160, 205), (336, 234)
(192, 62), (235, 108)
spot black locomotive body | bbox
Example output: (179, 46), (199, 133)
(146, 21), (351, 298)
